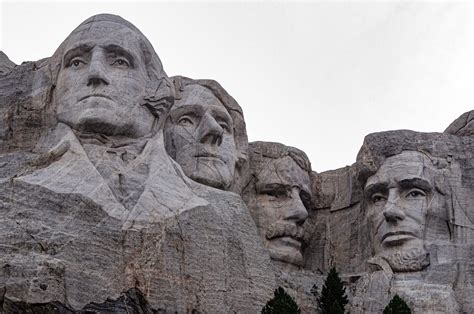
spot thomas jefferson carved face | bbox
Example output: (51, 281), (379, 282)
(55, 21), (155, 138)
(164, 84), (238, 190)
(364, 151), (437, 271)
(246, 153), (311, 267)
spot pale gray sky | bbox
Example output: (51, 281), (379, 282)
(1, 1), (472, 172)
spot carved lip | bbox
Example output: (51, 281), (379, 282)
(381, 231), (417, 243)
(79, 94), (113, 101)
(273, 236), (303, 250)
(194, 152), (225, 162)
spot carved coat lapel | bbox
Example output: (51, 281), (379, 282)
(17, 123), (127, 220)
(123, 132), (209, 230)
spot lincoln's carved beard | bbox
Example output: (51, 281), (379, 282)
(380, 246), (430, 272)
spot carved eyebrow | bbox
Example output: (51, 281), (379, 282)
(364, 182), (388, 197)
(257, 183), (289, 194)
(169, 105), (205, 120)
(62, 43), (94, 67)
(398, 178), (432, 192)
(210, 107), (233, 125)
(211, 108), (232, 122)
(103, 44), (137, 68)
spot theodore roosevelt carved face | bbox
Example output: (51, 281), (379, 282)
(244, 142), (312, 267)
(364, 151), (440, 272)
(54, 18), (156, 138)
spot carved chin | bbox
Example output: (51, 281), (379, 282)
(188, 159), (233, 190)
(60, 109), (136, 137)
(190, 172), (231, 190)
(267, 242), (304, 267)
(381, 247), (430, 272)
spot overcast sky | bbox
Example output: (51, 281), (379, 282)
(1, 1), (472, 172)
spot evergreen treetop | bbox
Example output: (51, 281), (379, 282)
(383, 294), (411, 314)
(318, 266), (348, 314)
(261, 286), (301, 314)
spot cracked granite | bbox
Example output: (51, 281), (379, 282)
(0, 13), (473, 313)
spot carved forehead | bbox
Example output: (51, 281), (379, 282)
(63, 21), (144, 55)
(254, 156), (311, 192)
(174, 84), (226, 110)
(365, 151), (434, 188)
(51, 14), (166, 82)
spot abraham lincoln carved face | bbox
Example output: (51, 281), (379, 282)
(363, 151), (444, 272)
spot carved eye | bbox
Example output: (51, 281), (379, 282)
(263, 187), (290, 199)
(264, 190), (283, 198)
(371, 193), (386, 204)
(406, 189), (426, 199)
(217, 121), (231, 132)
(112, 58), (129, 68)
(219, 123), (228, 131)
(299, 190), (312, 209)
(178, 116), (194, 126)
(70, 58), (85, 67)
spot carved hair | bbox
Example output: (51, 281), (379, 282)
(248, 141), (312, 173)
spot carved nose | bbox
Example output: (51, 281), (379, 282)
(198, 114), (223, 146)
(284, 188), (309, 225)
(383, 197), (406, 223)
(87, 60), (110, 86)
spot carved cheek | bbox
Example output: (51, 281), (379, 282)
(404, 200), (427, 226)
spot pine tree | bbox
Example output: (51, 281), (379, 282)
(383, 295), (411, 314)
(261, 286), (301, 314)
(318, 267), (348, 314)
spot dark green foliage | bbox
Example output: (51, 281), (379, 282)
(318, 267), (348, 314)
(262, 286), (301, 314)
(383, 294), (411, 314)
(329, 301), (344, 314)
(310, 284), (318, 298)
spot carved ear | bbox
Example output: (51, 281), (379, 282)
(141, 77), (175, 123)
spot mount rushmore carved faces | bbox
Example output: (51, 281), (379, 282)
(243, 142), (312, 267)
(164, 77), (248, 191)
(53, 15), (166, 138)
(363, 151), (441, 272)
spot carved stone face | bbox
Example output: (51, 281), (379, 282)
(247, 156), (311, 267)
(55, 21), (155, 138)
(364, 151), (436, 271)
(165, 84), (237, 190)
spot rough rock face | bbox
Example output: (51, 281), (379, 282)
(0, 52), (16, 75)
(1, 13), (473, 313)
(304, 130), (474, 313)
(445, 110), (474, 137)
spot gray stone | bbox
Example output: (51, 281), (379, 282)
(242, 141), (312, 268)
(1, 12), (473, 314)
(445, 110), (474, 137)
(0, 14), (275, 313)
(0, 51), (16, 74)
(164, 76), (249, 194)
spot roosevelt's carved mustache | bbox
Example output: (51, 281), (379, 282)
(265, 221), (305, 243)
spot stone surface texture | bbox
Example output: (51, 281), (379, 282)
(0, 14), (472, 313)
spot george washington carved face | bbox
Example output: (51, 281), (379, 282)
(54, 19), (156, 138)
